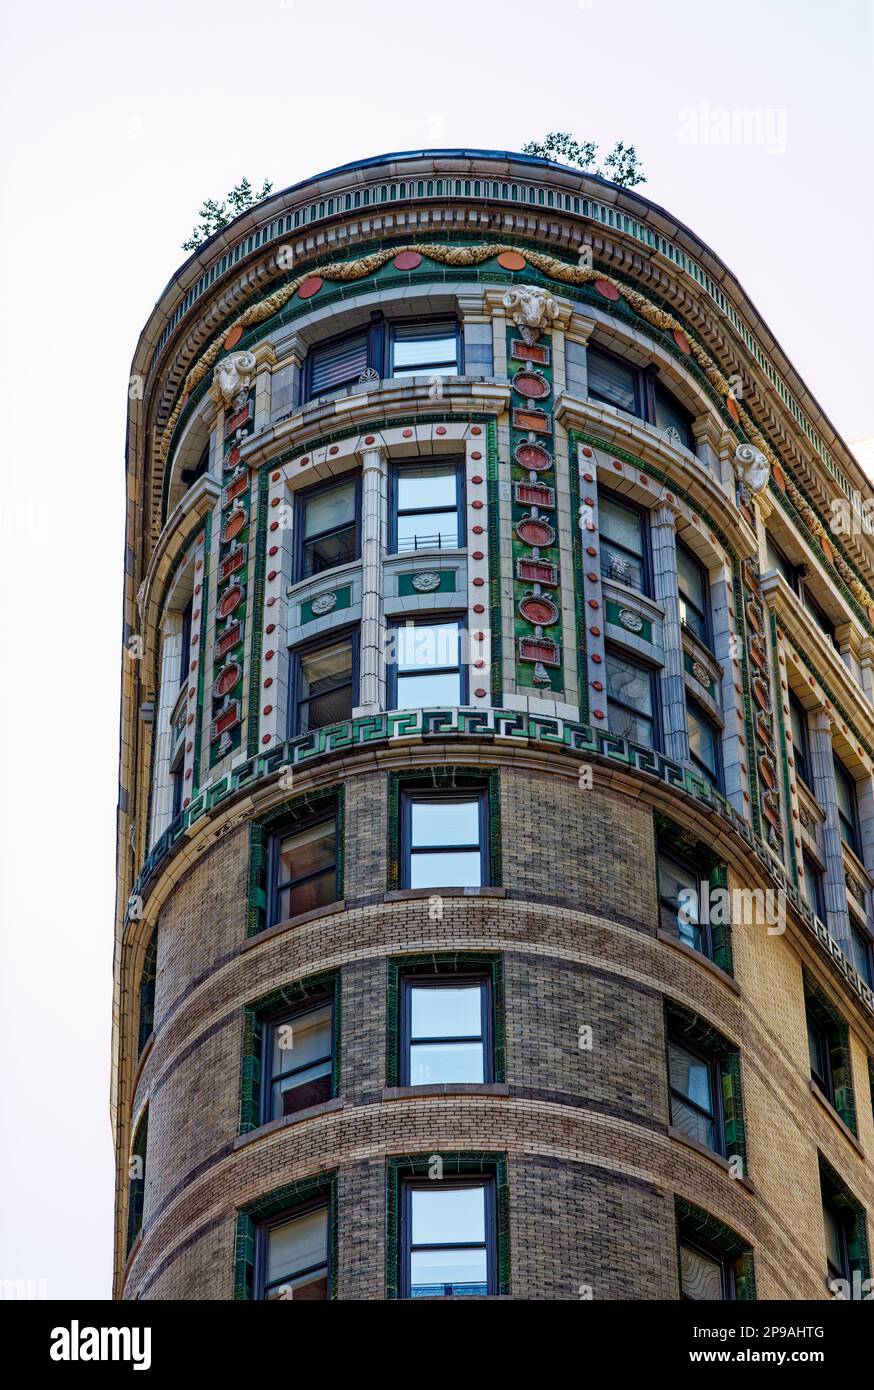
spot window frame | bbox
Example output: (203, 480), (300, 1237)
(658, 847), (712, 959)
(388, 316), (462, 379)
(604, 644), (660, 751)
(266, 809), (339, 929)
(801, 850), (826, 920)
(399, 787), (490, 891)
(788, 692), (812, 790)
(667, 1033), (725, 1156)
(679, 1234), (736, 1301)
(288, 627), (359, 740)
(305, 324), (375, 400)
(259, 993), (336, 1124)
(686, 695), (723, 792)
(676, 538), (711, 649)
(400, 1174), (497, 1299)
(292, 472), (362, 584)
(806, 1004), (835, 1101)
(305, 316), (462, 402)
(598, 487), (653, 597)
(389, 457), (465, 555)
(832, 754), (860, 856)
(586, 343), (694, 447)
(387, 613), (468, 710)
(399, 971), (493, 1087)
(254, 1195), (332, 1301)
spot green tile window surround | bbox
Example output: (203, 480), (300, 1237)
(675, 1197), (756, 1300)
(385, 953), (505, 1088)
(246, 785), (344, 938)
(239, 970), (341, 1136)
(233, 1171), (338, 1301)
(665, 1001), (747, 1173)
(386, 767), (501, 893)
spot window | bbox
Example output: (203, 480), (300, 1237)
(807, 1004), (833, 1099)
(763, 534), (835, 645)
(687, 699), (722, 790)
(268, 813), (338, 926)
(605, 648), (657, 748)
(391, 320), (459, 378)
(389, 617), (465, 709)
(765, 532), (794, 586)
(833, 755), (860, 856)
(849, 921), (874, 989)
(257, 1202), (329, 1300)
(179, 596), (193, 693)
(401, 974), (491, 1086)
(801, 851), (826, 919)
(788, 694), (811, 789)
(290, 633), (356, 736)
(401, 1177), (495, 1297)
(819, 1160), (868, 1298)
(138, 929), (158, 1056)
(294, 476), (359, 581)
(676, 1200), (755, 1300)
(676, 541), (710, 646)
(823, 1197), (851, 1289)
(308, 329), (370, 397)
(801, 584), (835, 644)
(127, 1111), (148, 1254)
(599, 491), (649, 593)
(679, 1238), (736, 1301)
(588, 348), (640, 413)
(169, 742), (185, 821)
(261, 997), (334, 1121)
(658, 850), (710, 957)
(391, 461), (462, 553)
(401, 791), (488, 889)
(668, 1036), (721, 1153)
(180, 441), (210, 490)
(587, 346), (693, 447)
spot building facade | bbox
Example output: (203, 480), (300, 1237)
(114, 150), (874, 1300)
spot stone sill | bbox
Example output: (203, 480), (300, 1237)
(657, 929), (742, 996)
(242, 900), (346, 951)
(667, 1125), (757, 1195)
(384, 887), (507, 903)
(809, 1080), (865, 1157)
(382, 1084), (509, 1101)
(234, 1097), (344, 1150)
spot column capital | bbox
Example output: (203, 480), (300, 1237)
(358, 441), (387, 471)
(652, 496), (680, 527)
(565, 311), (596, 345)
(456, 289), (487, 320)
(809, 706), (832, 736)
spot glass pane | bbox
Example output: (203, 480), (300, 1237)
(765, 535), (793, 584)
(687, 704), (718, 777)
(300, 686), (352, 732)
(654, 388), (690, 445)
(599, 496), (643, 556)
(397, 467), (457, 511)
(411, 984), (483, 1039)
(396, 672), (462, 708)
(800, 856), (823, 918)
(823, 1204), (844, 1276)
(393, 324), (458, 372)
(607, 701), (652, 747)
(677, 545), (706, 612)
(410, 798), (479, 848)
(680, 1244), (724, 1300)
(273, 1064), (332, 1118)
(410, 850), (482, 889)
(396, 622), (460, 672)
(279, 821), (336, 885)
(789, 700), (808, 777)
(266, 1207), (328, 1285)
(303, 481), (356, 539)
(410, 1042), (485, 1085)
(410, 1247), (487, 1297)
(605, 653), (653, 716)
(278, 867), (337, 922)
(658, 855), (699, 922)
(669, 1042), (714, 1115)
(300, 641), (352, 697)
(411, 1185), (485, 1244)
(807, 1013), (826, 1084)
(671, 1095), (715, 1148)
(849, 925), (873, 987)
(833, 759), (856, 825)
(601, 541), (643, 591)
(310, 334), (369, 394)
(267, 1271), (328, 1300)
(588, 350), (637, 412)
(303, 525), (357, 576)
(396, 512), (459, 552)
(271, 1004), (332, 1077)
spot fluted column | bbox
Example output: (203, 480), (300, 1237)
(356, 443), (388, 714)
(651, 501), (689, 764)
(808, 708), (852, 951)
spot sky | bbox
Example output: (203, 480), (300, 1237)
(0, 0), (871, 1301)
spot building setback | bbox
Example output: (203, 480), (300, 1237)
(113, 150), (874, 1300)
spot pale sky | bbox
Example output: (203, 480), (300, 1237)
(1, 0), (871, 1300)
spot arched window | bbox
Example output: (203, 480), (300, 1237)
(138, 929), (158, 1056)
(127, 1110), (148, 1254)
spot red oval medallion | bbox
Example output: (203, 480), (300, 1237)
(512, 370), (551, 401)
(214, 662), (241, 698)
(221, 509), (246, 543)
(594, 278), (620, 301)
(517, 517), (556, 547)
(224, 325), (244, 350)
(393, 250), (422, 271)
(519, 594), (560, 626)
(297, 275), (323, 300)
(498, 250), (526, 271)
(514, 442), (552, 472)
(219, 585), (243, 619)
(673, 328), (692, 355)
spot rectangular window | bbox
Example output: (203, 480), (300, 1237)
(788, 694), (811, 789)
(653, 385), (693, 449)
(179, 596), (193, 693)
(390, 320), (460, 378)
(257, 1202), (329, 1300)
(679, 1239), (734, 1301)
(390, 617), (465, 708)
(668, 1037), (721, 1153)
(599, 491), (648, 593)
(401, 974), (491, 1086)
(833, 755), (860, 856)
(676, 541), (710, 646)
(764, 532), (794, 586)
(687, 699), (722, 790)
(295, 476), (359, 581)
(170, 743), (185, 821)
(262, 997), (334, 1121)
(818, 1159), (868, 1298)
(806, 1005), (834, 1100)
(401, 791), (487, 890)
(801, 585), (835, 644)
(658, 850), (710, 957)
(605, 648), (657, 748)
(269, 813), (338, 926)
(402, 1178), (495, 1298)
(801, 851), (826, 919)
(391, 461), (462, 553)
(849, 921), (874, 989)
(291, 633), (357, 736)
(587, 347), (639, 414)
(823, 1198), (851, 1287)
(308, 330), (370, 397)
